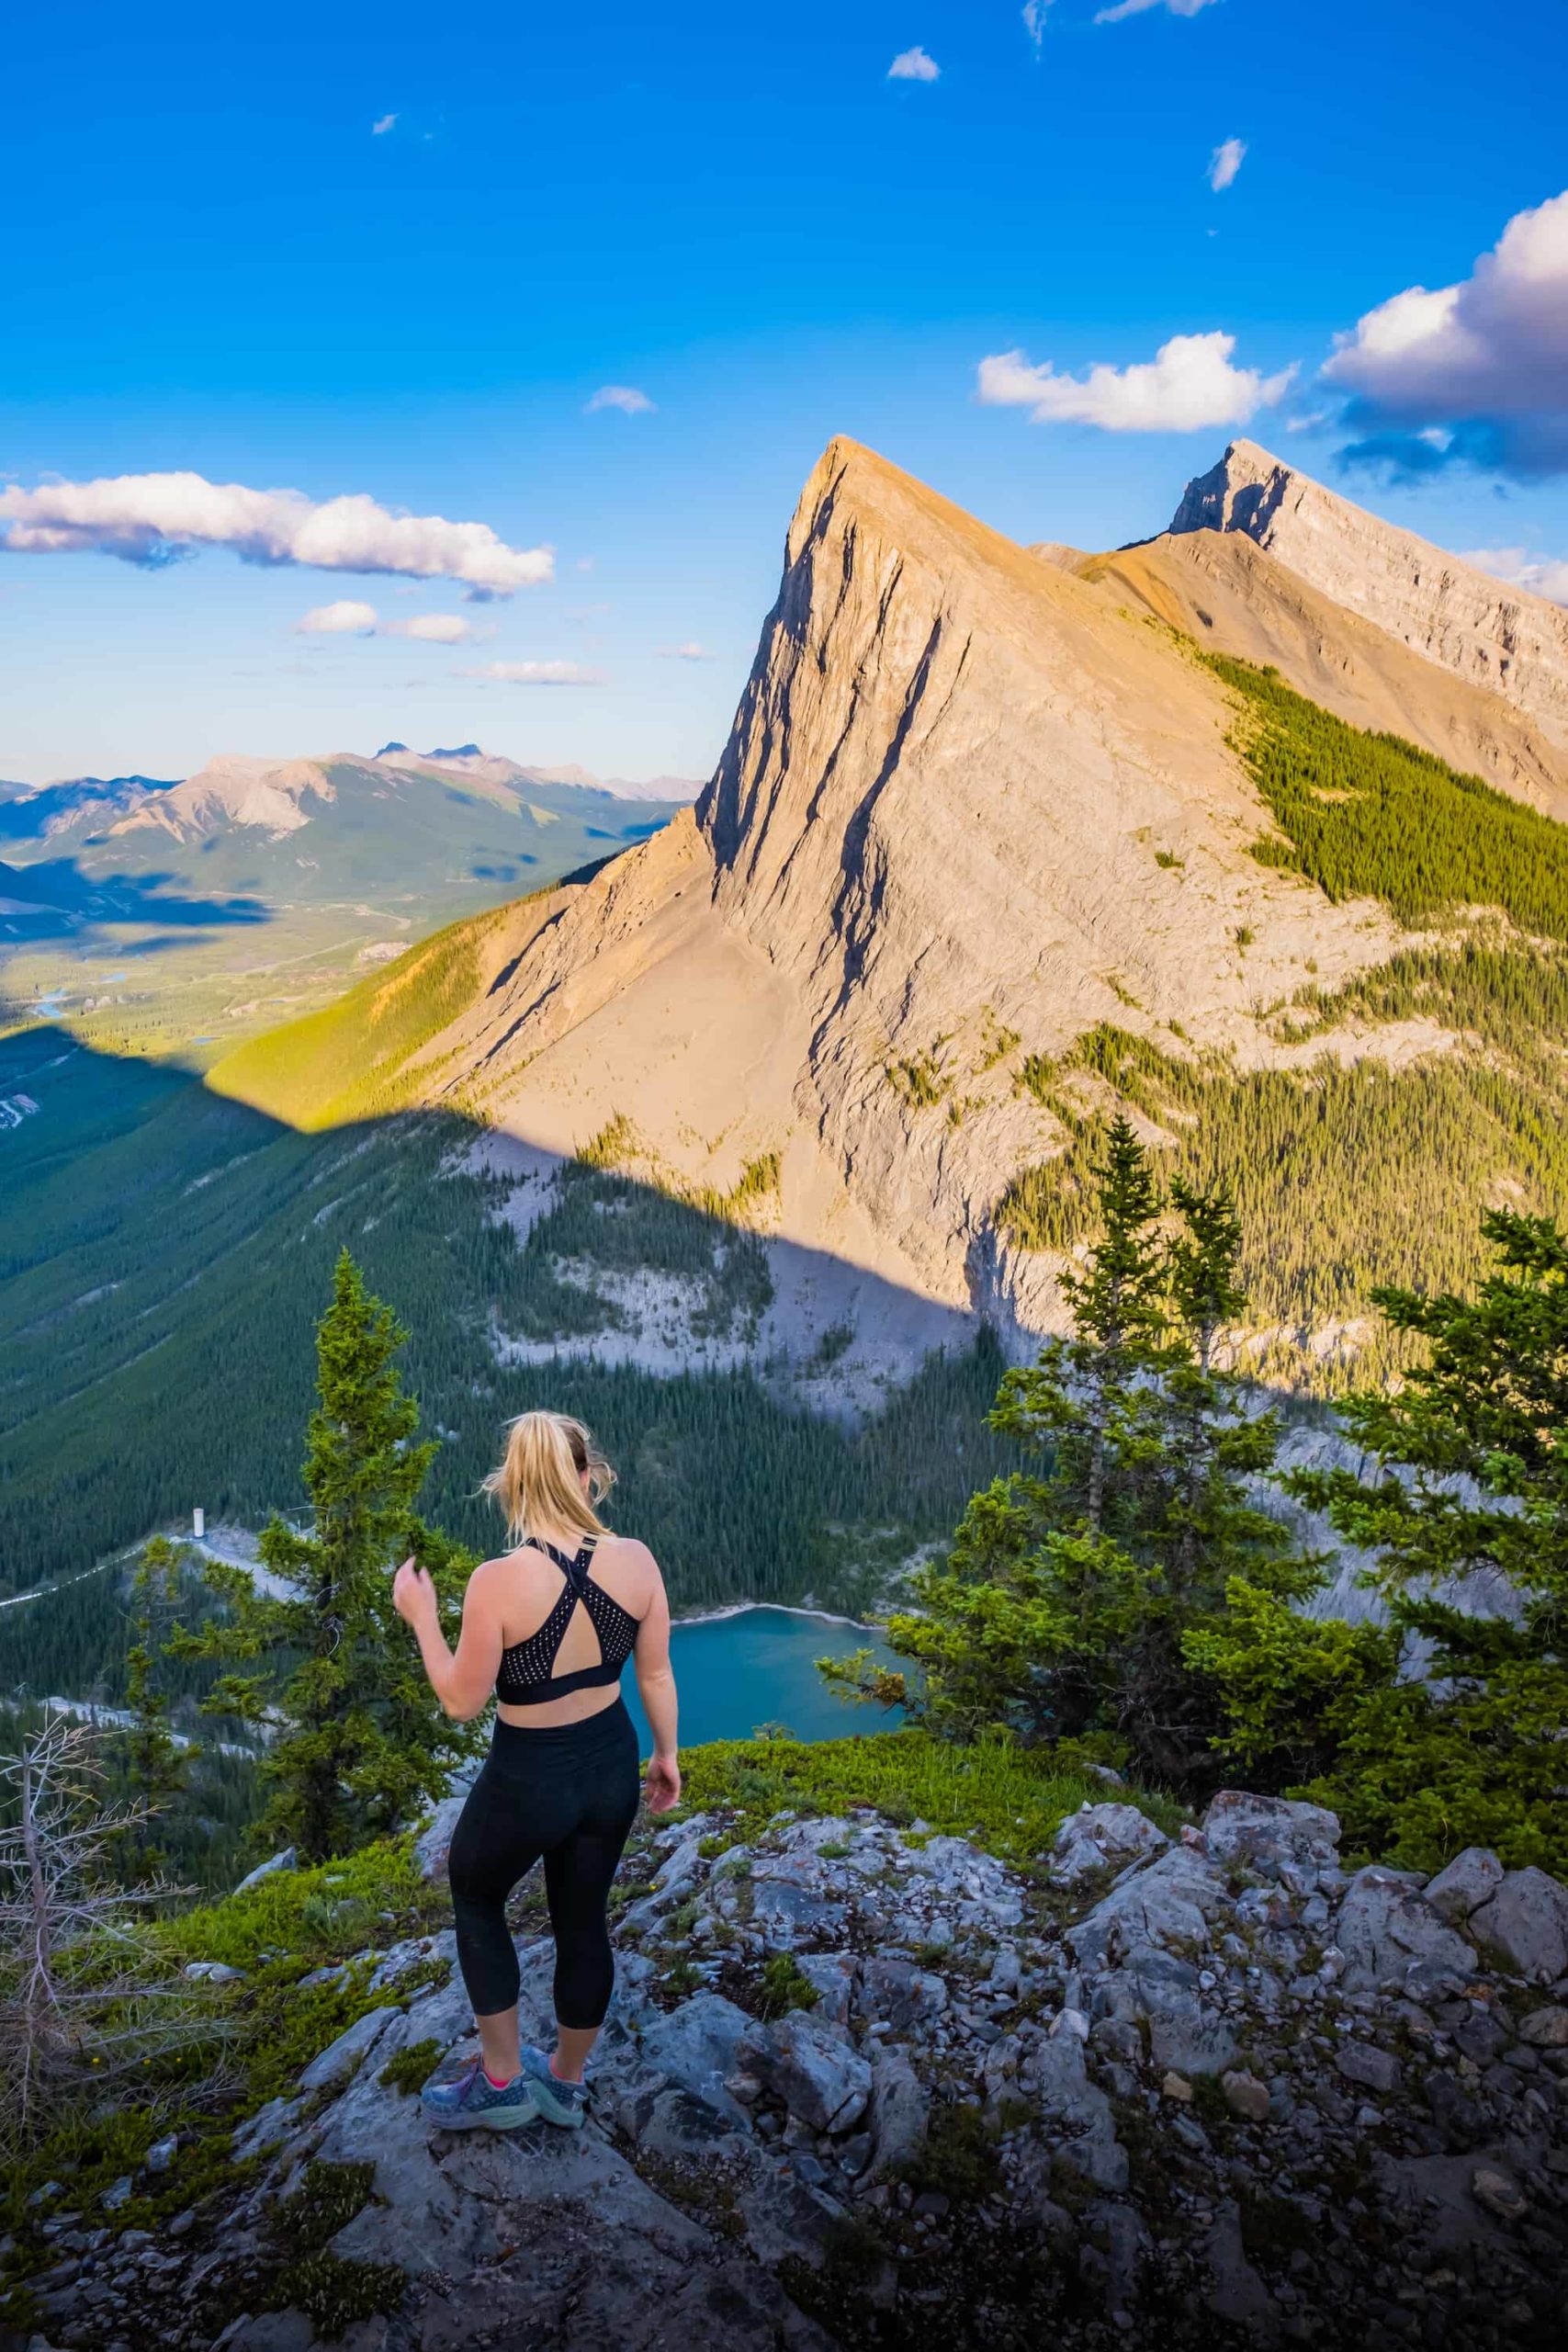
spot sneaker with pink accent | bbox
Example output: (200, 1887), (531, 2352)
(421, 2055), (537, 2130)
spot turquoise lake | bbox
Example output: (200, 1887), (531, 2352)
(623, 1607), (901, 1751)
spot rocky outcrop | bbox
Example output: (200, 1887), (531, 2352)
(1171, 439), (1568, 753)
(29, 1794), (1568, 2350)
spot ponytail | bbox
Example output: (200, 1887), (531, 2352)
(482, 1410), (615, 1544)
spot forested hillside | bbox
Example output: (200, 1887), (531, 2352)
(1000, 654), (1568, 1387)
(0, 1011), (1015, 1700)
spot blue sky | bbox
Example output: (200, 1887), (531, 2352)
(2, 0), (1565, 785)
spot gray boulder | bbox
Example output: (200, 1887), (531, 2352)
(795, 1951), (859, 2024)
(1066, 1844), (1230, 1972)
(635, 1993), (754, 2127)
(1048, 1803), (1168, 1888)
(298, 2005), (401, 2093)
(858, 1955), (948, 2032)
(739, 2009), (872, 2134)
(1337, 1866), (1477, 1995)
(1201, 1791), (1340, 1884)
(862, 2042), (931, 2181)
(232, 1848), (297, 1896)
(1424, 1847), (1504, 1926)
(1028, 2031), (1129, 2193)
(1469, 1866), (1568, 1983)
(412, 1792), (468, 1882)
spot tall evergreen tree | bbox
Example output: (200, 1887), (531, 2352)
(175, 1251), (479, 1862)
(827, 1126), (1315, 1784)
(1273, 1209), (1568, 1871)
(116, 1536), (191, 1877)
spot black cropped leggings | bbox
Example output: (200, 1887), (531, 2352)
(447, 1700), (640, 2030)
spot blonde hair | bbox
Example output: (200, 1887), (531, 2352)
(483, 1410), (615, 1545)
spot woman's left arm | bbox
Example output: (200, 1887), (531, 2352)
(393, 1556), (503, 1722)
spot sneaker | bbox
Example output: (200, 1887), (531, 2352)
(518, 2043), (589, 2131)
(421, 2056), (537, 2131)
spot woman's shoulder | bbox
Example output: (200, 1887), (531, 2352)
(592, 1530), (660, 1591)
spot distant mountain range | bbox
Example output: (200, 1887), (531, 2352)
(0, 746), (699, 936)
(0, 743), (699, 858)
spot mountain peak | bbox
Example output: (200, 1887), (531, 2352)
(1169, 439), (1568, 748)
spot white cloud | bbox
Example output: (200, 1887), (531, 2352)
(1324, 188), (1568, 476)
(0, 470), (552, 594)
(295, 605), (482, 643)
(888, 46), (941, 81)
(1022, 3), (1051, 50)
(657, 641), (715, 661)
(392, 613), (477, 644)
(298, 600), (378, 634)
(372, 113), (398, 135)
(458, 660), (605, 685)
(1208, 137), (1246, 193)
(1462, 544), (1568, 605)
(1096, 0), (1219, 21)
(977, 331), (1294, 433)
(585, 385), (655, 415)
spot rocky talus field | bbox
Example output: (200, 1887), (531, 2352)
(17, 1784), (1568, 2352)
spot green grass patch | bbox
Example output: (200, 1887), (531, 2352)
(674, 1728), (1181, 1868)
(208, 902), (515, 1130)
(377, 2036), (443, 2098)
(759, 1953), (821, 2019)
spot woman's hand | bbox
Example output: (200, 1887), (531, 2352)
(644, 1752), (682, 1814)
(392, 1556), (438, 1631)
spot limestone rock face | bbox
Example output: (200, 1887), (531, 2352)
(1171, 438), (1568, 752)
(413, 438), (1409, 1351)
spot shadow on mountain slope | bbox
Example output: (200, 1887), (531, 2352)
(0, 850), (270, 944)
(0, 1025), (1012, 1652)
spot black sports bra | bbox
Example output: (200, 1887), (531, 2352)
(494, 1536), (641, 1707)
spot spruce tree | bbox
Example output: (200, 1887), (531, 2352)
(175, 1250), (478, 1862)
(116, 1536), (191, 1877)
(827, 1125), (1315, 1784)
(1277, 1209), (1568, 1871)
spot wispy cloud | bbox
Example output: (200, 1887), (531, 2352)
(391, 613), (481, 644)
(1325, 187), (1568, 479)
(1096, 0), (1219, 21)
(1462, 545), (1568, 605)
(656, 641), (716, 661)
(585, 385), (655, 415)
(1208, 137), (1247, 193)
(888, 46), (941, 82)
(458, 660), (605, 685)
(977, 332), (1294, 433)
(296, 604), (482, 643)
(298, 600), (378, 635)
(0, 470), (552, 594)
(371, 113), (398, 136)
(1022, 3), (1052, 51)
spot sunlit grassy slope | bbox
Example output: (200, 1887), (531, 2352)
(206, 900), (512, 1129)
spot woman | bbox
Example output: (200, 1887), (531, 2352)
(392, 1409), (680, 2132)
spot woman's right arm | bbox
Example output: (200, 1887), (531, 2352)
(633, 1554), (681, 1812)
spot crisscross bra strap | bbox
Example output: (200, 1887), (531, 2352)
(493, 1533), (642, 1707)
(536, 1536), (597, 1587)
